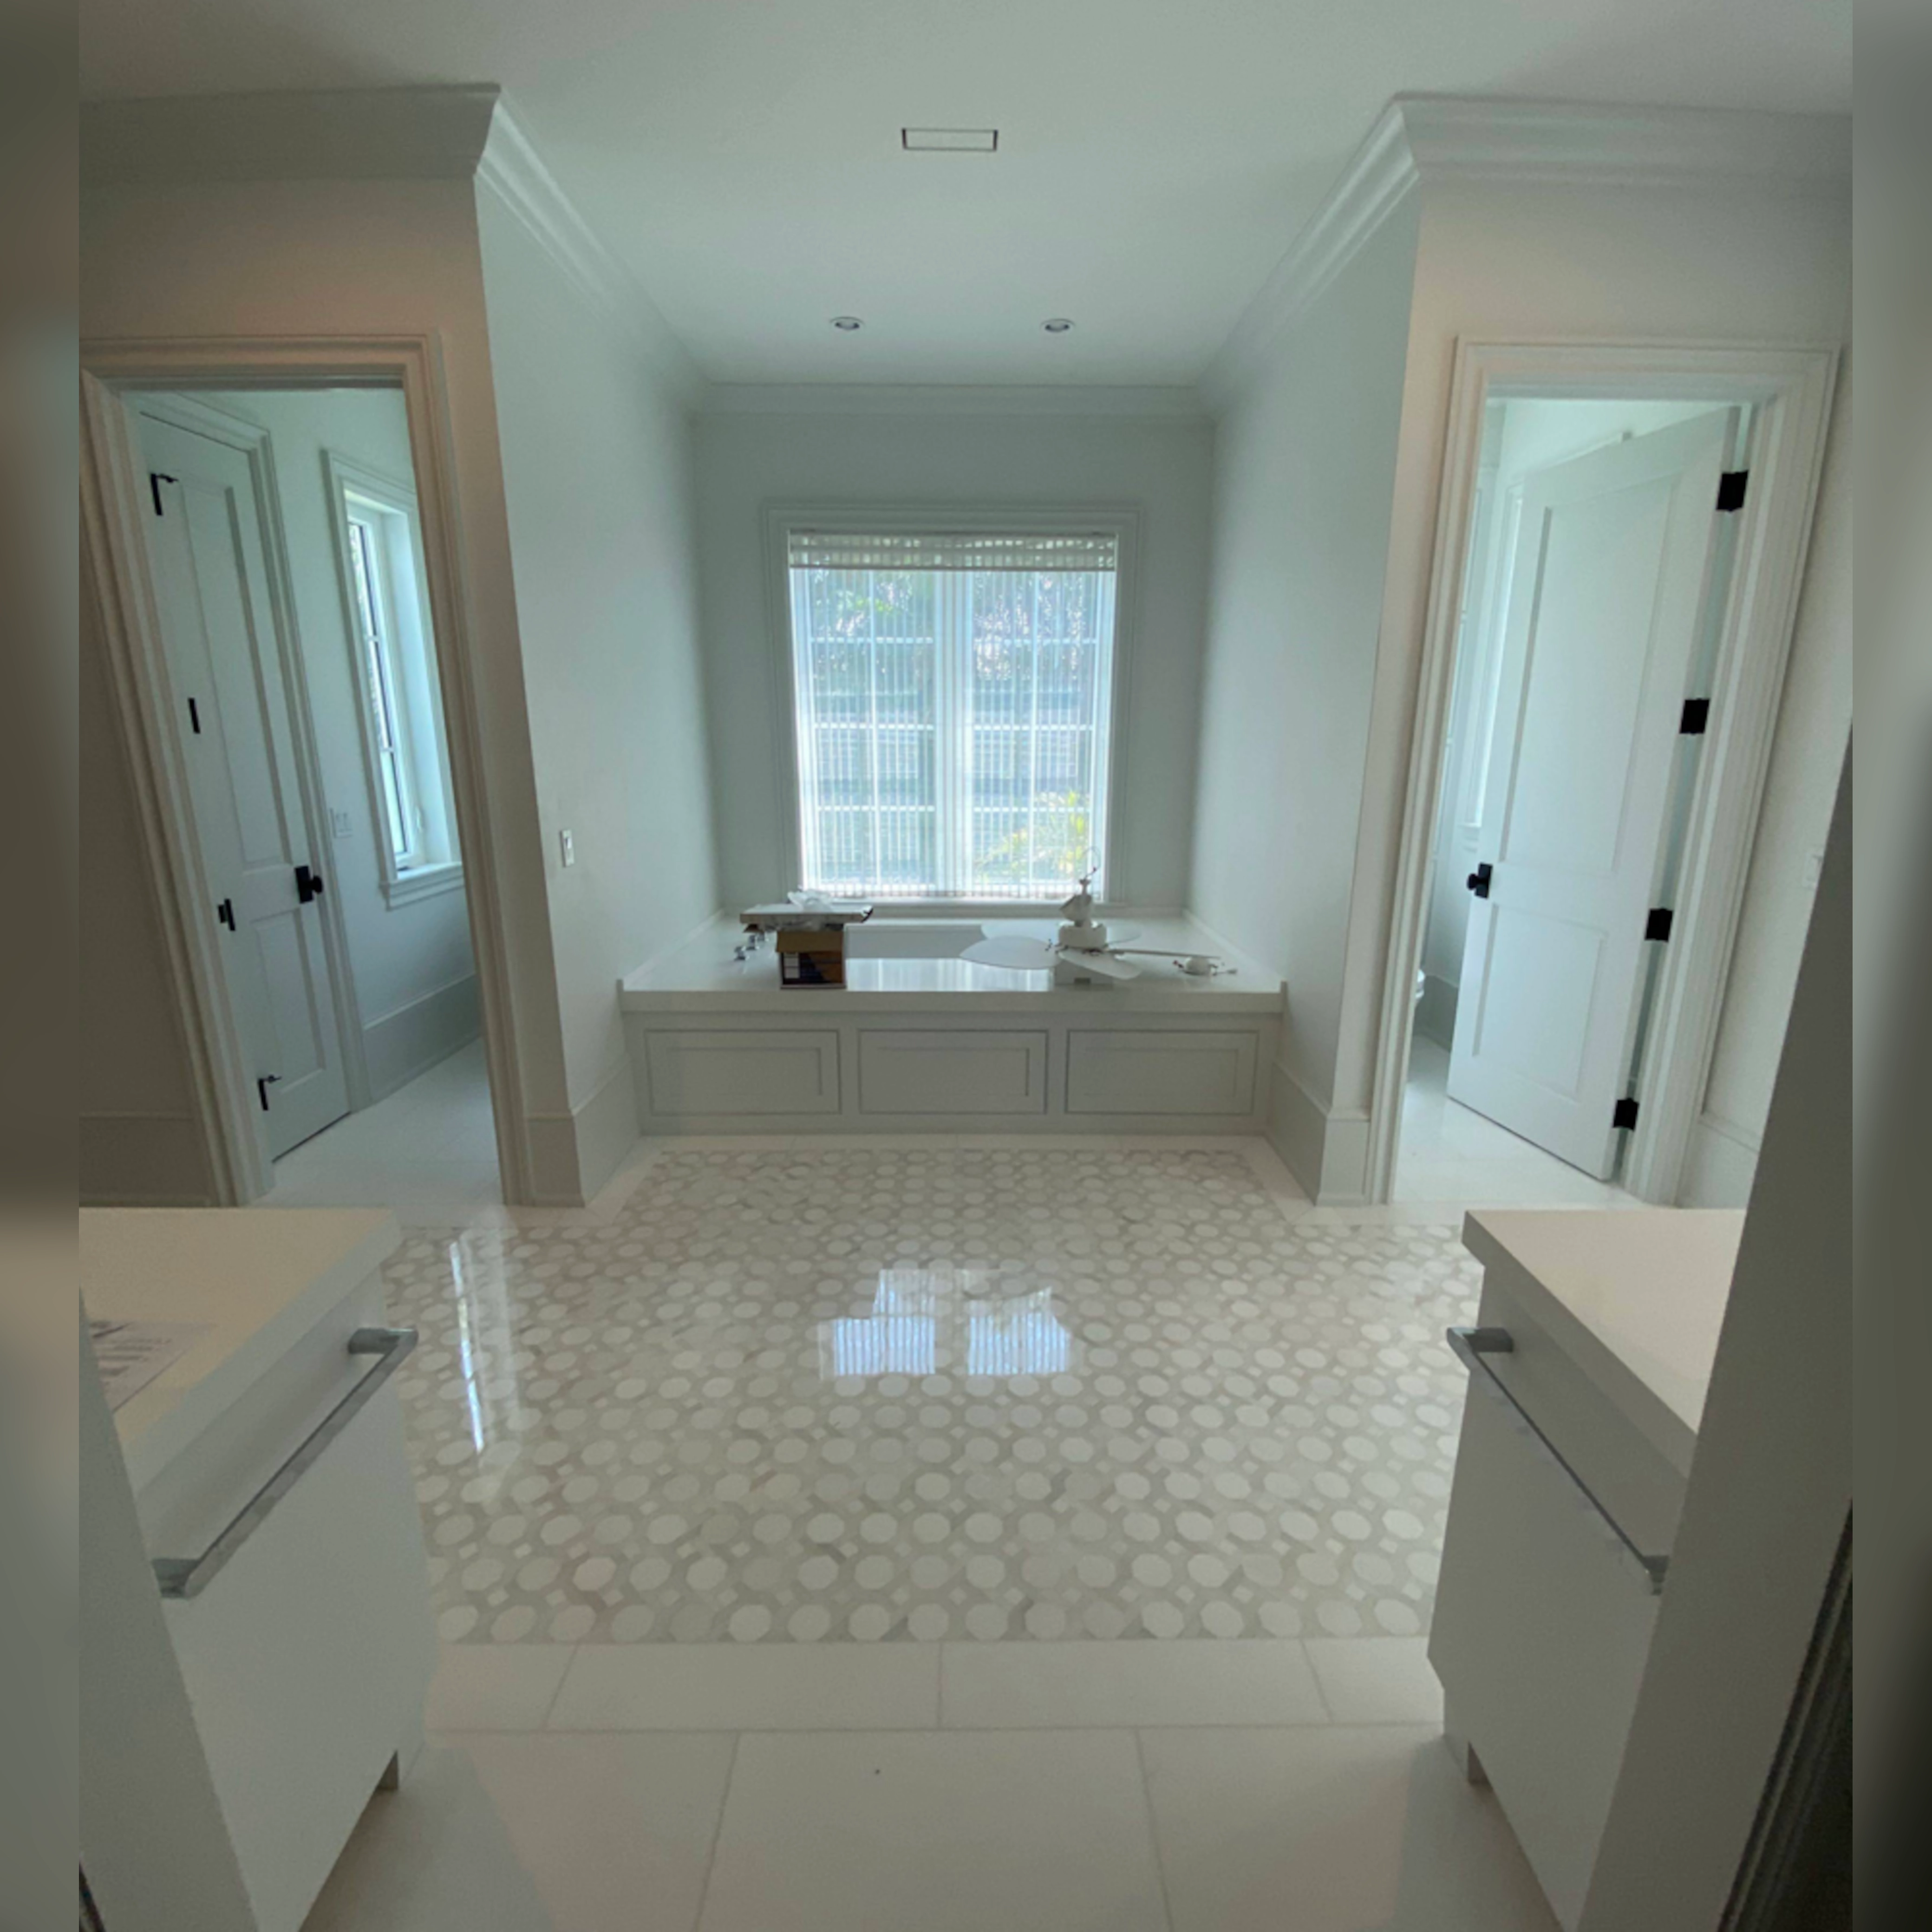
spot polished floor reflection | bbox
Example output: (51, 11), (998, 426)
(384, 1146), (1479, 1645)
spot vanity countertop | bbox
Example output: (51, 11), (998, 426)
(1461, 1208), (1744, 1475)
(82, 1207), (399, 1492)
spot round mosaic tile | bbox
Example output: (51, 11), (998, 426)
(381, 1148), (1480, 1641)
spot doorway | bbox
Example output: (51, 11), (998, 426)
(82, 342), (528, 1208)
(1369, 343), (1840, 1208)
(124, 385), (496, 1207)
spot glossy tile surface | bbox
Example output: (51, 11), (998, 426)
(698, 1730), (1168, 1932)
(1141, 1724), (1558, 1931)
(383, 1146), (1479, 1644)
(302, 1733), (735, 1932)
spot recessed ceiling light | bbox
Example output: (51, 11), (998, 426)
(830, 315), (864, 331)
(1043, 318), (1075, 333)
(902, 127), (998, 153)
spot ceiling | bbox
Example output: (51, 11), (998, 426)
(78, 0), (1851, 387)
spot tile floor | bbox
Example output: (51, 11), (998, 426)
(267, 1040), (503, 1215)
(384, 1144), (1477, 1646)
(306, 1637), (1557, 1931)
(273, 1065), (1575, 1929)
(1394, 1034), (1640, 1208)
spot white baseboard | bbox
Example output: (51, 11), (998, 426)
(364, 974), (482, 1101)
(524, 1059), (643, 1208)
(1677, 1111), (1763, 1208)
(80, 1113), (216, 1206)
(1266, 1062), (1373, 1205)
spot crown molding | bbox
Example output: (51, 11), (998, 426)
(1396, 94), (1851, 189)
(80, 84), (502, 185)
(1202, 94), (1852, 412)
(476, 102), (707, 408)
(700, 382), (1208, 421)
(1201, 100), (1419, 411)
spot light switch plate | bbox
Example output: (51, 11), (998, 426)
(559, 828), (575, 868)
(330, 808), (352, 839)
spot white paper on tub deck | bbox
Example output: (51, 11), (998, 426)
(741, 895), (875, 931)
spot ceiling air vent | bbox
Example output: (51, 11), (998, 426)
(901, 127), (998, 153)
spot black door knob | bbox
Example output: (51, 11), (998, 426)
(1466, 862), (1493, 900)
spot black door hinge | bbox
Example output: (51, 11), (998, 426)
(257, 1073), (281, 1112)
(1716, 470), (1749, 513)
(1645, 907), (1675, 942)
(1465, 861), (1493, 900)
(150, 471), (177, 516)
(295, 862), (325, 903)
(1613, 1097), (1640, 1132)
(188, 696), (202, 734)
(1680, 697), (1711, 736)
(216, 898), (235, 932)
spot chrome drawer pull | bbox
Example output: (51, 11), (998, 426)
(1447, 1325), (1669, 1595)
(151, 1326), (418, 1601)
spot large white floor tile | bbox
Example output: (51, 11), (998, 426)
(1142, 1724), (1557, 1932)
(698, 1730), (1168, 1932)
(940, 1638), (1325, 1728)
(425, 1645), (574, 1732)
(1305, 1638), (1444, 1723)
(302, 1732), (734, 1932)
(548, 1642), (940, 1731)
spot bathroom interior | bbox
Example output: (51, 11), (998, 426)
(74, 33), (1853, 1932)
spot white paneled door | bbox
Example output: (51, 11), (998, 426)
(136, 405), (350, 1159)
(1447, 411), (1736, 1179)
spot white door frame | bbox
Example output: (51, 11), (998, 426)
(1366, 339), (1838, 1206)
(81, 335), (532, 1205)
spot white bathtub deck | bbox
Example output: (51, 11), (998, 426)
(621, 914), (1282, 1015)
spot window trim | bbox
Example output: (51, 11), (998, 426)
(761, 501), (1143, 907)
(324, 449), (464, 908)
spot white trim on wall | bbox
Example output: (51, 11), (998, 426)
(1364, 339), (1840, 1208)
(757, 499), (1148, 908)
(476, 101), (705, 408)
(80, 335), (533, 1206)
(1204, 98), (1849, 411)
(320, 445), (468, 912)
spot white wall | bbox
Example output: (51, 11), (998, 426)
(80, 171), (562, 1204)
(692, 402), (1214, 910)
(196, 387), (481, 1098)
(1188, 198), (1421, 1189)
(475, 185), (717, 1198)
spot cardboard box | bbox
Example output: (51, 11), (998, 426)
(776, 927), (846, 987)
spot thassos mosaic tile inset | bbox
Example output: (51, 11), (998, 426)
(383, 1147), (1477, 1643)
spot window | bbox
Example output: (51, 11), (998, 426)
(326, 453), (462, 905)
(784, 527), (1121, 900)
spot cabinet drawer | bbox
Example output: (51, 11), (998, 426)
(859, 1030), (1048, 1115)
(1066, 1029), (1258, 1116)
(154, 1334), (432, 1932)
(1429, 1379), (1661, 1930)
(645, 1029), (840, 1116)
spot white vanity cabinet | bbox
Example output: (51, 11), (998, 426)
(84, 1208), (434, 1932)
(1429, 1209), (1742, 1931)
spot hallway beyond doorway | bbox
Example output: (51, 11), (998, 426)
(267, 1040), (500, 1216)
(1394, 1038), (1639, 1209)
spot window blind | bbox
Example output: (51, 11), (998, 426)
(787, 530), (1119, 574)
(786, 528), (1119, 899)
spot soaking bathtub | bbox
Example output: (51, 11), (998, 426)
(620, 915), (1283, 1135)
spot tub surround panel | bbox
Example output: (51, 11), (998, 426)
(623, 916), (1282, 1136)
